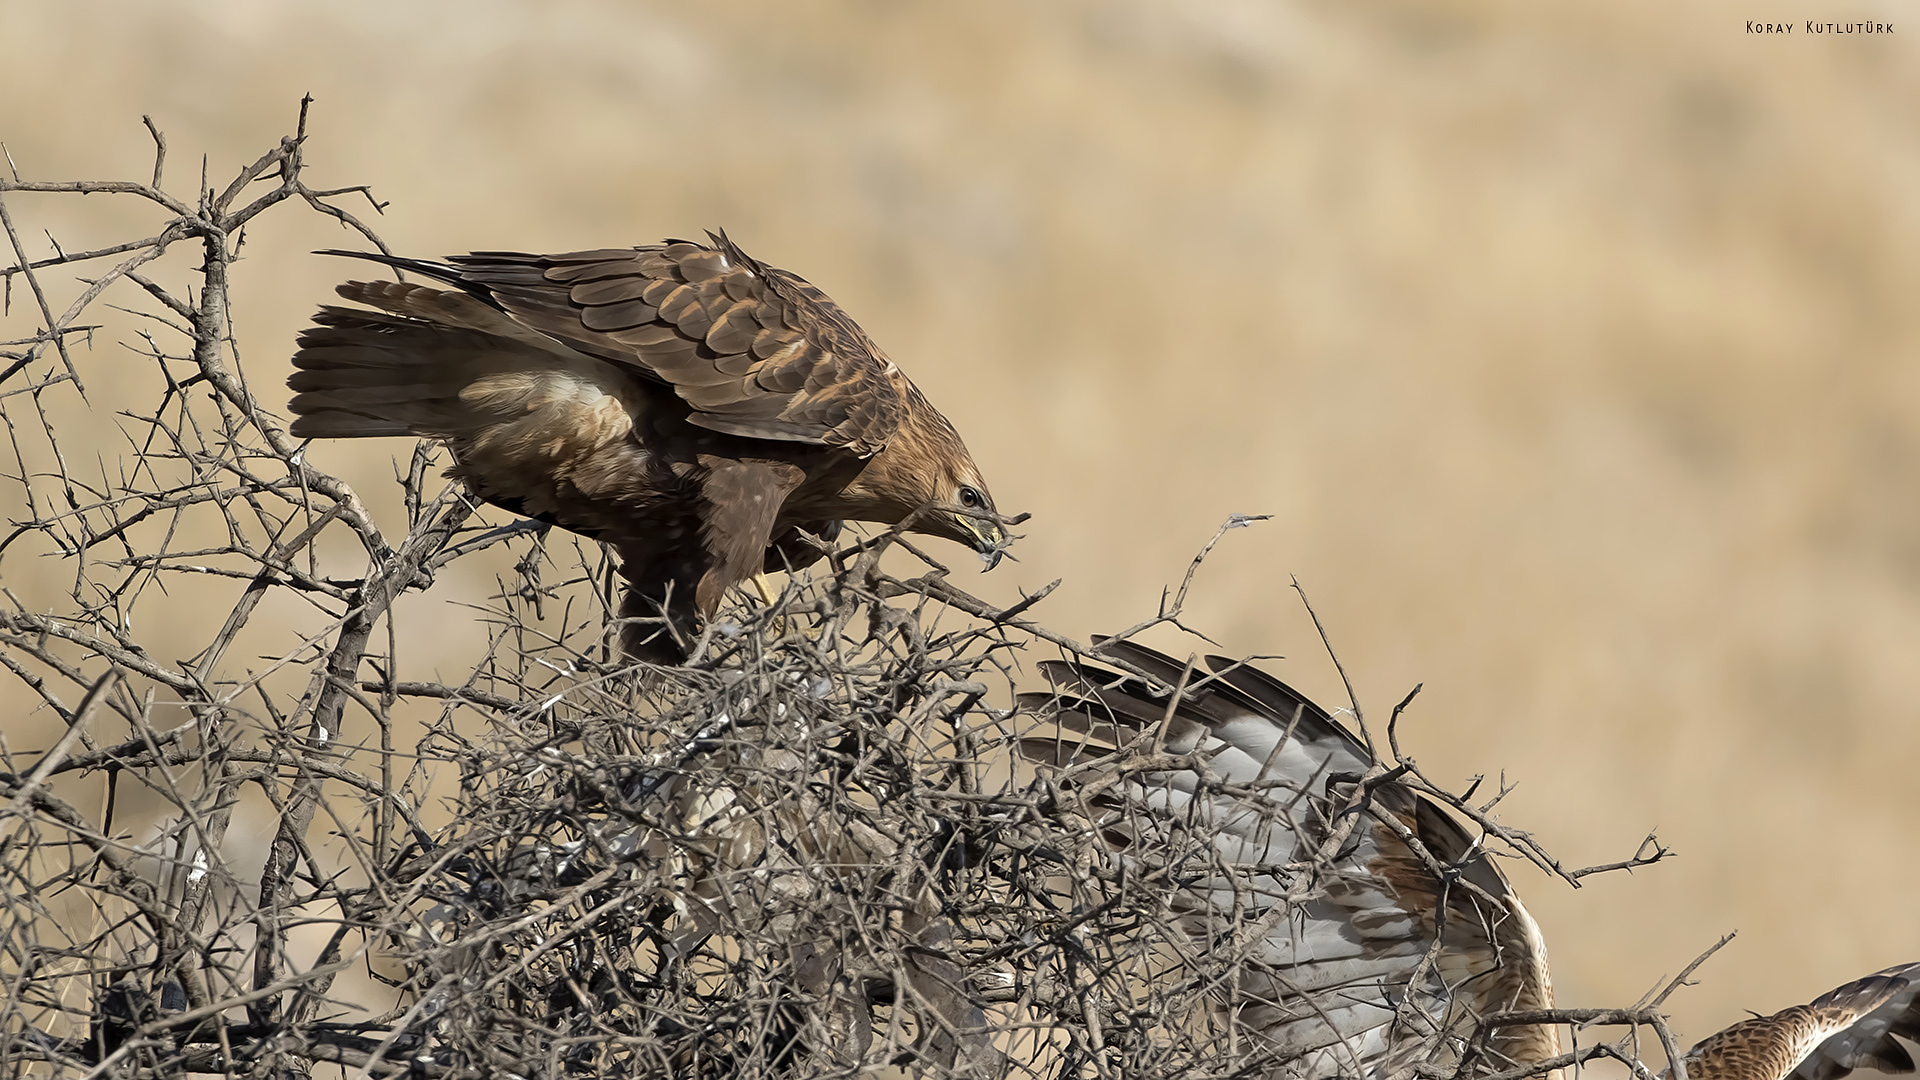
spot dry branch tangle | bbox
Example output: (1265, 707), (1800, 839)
(5, 106), (1905, 1080)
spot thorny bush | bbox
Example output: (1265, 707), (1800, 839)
(0, 106), (1671, 1080)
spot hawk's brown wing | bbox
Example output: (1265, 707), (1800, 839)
(1680, 964), (1920, 1080)
(1018, 640), (1558, 1078)
(440, 235), (907, 455)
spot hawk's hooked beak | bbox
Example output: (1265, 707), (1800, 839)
(960, 514), (1005, 571)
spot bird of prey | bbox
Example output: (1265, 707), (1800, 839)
(1019, 640), (1920, 1080)
(286, 236), (1006, 660)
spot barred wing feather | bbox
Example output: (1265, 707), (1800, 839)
(1018, 639), (1558, 1078)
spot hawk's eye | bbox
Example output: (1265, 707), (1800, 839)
(958, 486), (982, 509)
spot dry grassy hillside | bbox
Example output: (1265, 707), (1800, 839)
(3, 0), (1918, 1059)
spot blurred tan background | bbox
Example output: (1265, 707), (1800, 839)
(4, 0), (1918, 1059)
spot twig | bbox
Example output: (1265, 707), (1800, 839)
(1292, 573), (1371, 751)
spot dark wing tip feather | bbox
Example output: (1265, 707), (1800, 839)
(1201, 654), (1374, 760)
(1015, 689), (1070, 710)
(1088, 636), (1190, 679)
(1837, 1037), (1915, 1076)
(1036, 657), (1158, 699)
(314, 249), (508, 310)
(706, 228), (757, 268)
(1814, 973), (1912, 1016)
(314, 248), (457, 280)
(1200, 654), (1328, 721)
(1787, 964), (1920, 1080)
(1084, 639), (1366, 749)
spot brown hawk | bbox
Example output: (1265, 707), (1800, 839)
(287, 235), (1006, 660)
(1021, 639), (1919, 1080)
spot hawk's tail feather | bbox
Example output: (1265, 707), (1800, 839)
(288, 307), (562, 440)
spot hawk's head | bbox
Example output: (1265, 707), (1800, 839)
(836, 394), (1009, 569)
(923, 464), (1007, 570)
